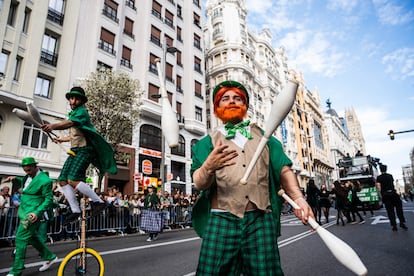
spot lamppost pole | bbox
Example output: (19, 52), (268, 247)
(153, 41), (177, 193)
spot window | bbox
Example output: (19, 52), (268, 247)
(103, 0), (119, 23)
(121, 46), (132, 69)
(99, 28), (116, 55)
(97, 61), (112, 70)
(152, 0), (162, 20)
(177, 26), (182, 42)
(13, 56), (22, 81)
(193, 12), (200, 27)
(176, 50), (182, 66)
(21, 122), (48, 149)
(7, 1), (19, 27)
(194, 80), (202, 99)
(166, 62), (173, 83)
(22, 8), (31, 33)
(165, 35), (173, 47)
(177, 5), (182, 19)
(195, 106), (202, 121)
(176, 101), (183, 123)
(171, 135), (185, 156)
(0, 114), (3, 131)
(164, 9), (174, 28)
(194, 33), (201, 49)
(124, 17), (134, 39)
(194, 56), (201, 73)
(140, 124), (161, 151)
(49, 0), (64, 12)
(176, 75), (182, 92)
(148, 83), (159, 101)
(125, 0), (135, 10)
(35, 76), (52, 98)
(0, 51), (8, 76)
(41, 33), (58, 66)
(48, 0), (64, 25)
(150, 25), (161, 46)
(149, 54), (158, 74)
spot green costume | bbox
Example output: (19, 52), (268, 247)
(10, 169), (56, 275)
(58, 105), (117, 182)
(191, 129), (292, 276)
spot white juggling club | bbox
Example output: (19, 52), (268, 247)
(26, 102), (44, 125)
(278, 189), (368, 276)
(240, 75), (298, 184)
(13, 108), (42, 127)
(154, 58), (179, 148)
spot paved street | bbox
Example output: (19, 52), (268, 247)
(1, 200), (414, 275)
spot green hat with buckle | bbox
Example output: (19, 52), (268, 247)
(21, 157), (38, 166)
(65, 86), (88, 103)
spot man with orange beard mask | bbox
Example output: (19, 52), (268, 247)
(191, 80), (313, 276)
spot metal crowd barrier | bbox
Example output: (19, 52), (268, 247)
(0, 205), (193, 245)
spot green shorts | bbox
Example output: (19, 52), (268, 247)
(58, 146), (95, 182)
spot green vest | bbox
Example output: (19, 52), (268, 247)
(190, 131), (292, 238)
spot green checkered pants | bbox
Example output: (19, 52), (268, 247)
(196, 210), (283, 276)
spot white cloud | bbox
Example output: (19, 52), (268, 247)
(372, 0), (414, 25)
(327, 0), (358, 13)
(278, 30), (349, 77)
(382, 48), (414, 80)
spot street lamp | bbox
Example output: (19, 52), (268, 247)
(151, 43), (178, 192)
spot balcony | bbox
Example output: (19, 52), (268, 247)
(47, 8), (64, 25)
(40, 50), (58, 66)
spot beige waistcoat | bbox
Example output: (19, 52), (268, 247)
(211, 124), (270, 218)
(70, 127), (87, 148)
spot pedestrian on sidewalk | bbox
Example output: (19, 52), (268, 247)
(5, 157), (58, 276)
(376, 164), (408, 231)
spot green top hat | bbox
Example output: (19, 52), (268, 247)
(65, 86), (88, 103)
(21, 157), (38, 166)
(212, 80), (249, 105)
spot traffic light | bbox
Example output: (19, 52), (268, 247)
(388, 130), (395, 140)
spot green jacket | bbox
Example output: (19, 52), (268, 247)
(190, 132), (292, 238)
(12, 171), (53, 221)
(69, 105), (118, 175)
(144, 193), (160, 209)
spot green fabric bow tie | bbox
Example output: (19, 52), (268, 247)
(225, 120), (253, 139)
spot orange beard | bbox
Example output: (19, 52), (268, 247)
(215, 104), (247, 124)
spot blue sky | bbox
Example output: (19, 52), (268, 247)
(244, 0), (414, 183)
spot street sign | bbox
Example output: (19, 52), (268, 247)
(134, 173), (143, 181)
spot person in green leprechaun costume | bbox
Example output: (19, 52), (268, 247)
(41, 86), (117, 224)
(190, 80), (314, 275)
(5, 157), (58, 276)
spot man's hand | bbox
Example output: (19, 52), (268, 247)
(28, 213), (38, 223)
(293, 197), (314, 225)
(202, 140), (238, 174)
(40, 123), (53, 133)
